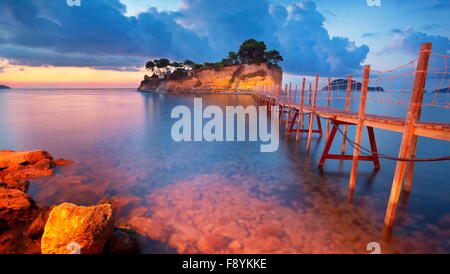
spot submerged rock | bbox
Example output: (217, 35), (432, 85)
(100, 194), (142, 218)
(0, 150), (56, 180)
(41, 203), (115, 254)
(54, 158), (74, 166)
(197, 233), (231, 254)
(228, 240), (243, 250)
(104, 224), (140, 254)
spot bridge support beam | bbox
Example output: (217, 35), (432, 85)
(383, 43), (432, 238)
(318, 120), (380, 169)
(349, 66), (371, 192)
(287, 111), (323, 137)
(296, 78), (307, 142)
(306, 75), (320, 154)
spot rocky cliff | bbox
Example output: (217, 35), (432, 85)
(138, 63), (282, 93)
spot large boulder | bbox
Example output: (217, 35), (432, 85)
(41, 203), (115, 254)
(0, 188), (37, 227)
(0, 150), (56, 180)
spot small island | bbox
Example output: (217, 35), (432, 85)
(0, 85), (11, 89)
(433, 87), (449, 93)
(322, 79), (384, 92)
(138, 39), (283, 93)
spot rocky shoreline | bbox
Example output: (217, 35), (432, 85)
(0, 150), (139, 254)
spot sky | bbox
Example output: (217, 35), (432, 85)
(0, 0), (449, 88)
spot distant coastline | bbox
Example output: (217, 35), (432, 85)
(0, 84), (11, 89)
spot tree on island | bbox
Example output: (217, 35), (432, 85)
(143, 39), (283, 78)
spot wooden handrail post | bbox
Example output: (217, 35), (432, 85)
(306, 74), (320, 154)
(296, 78), (306, 142)
(326, 77), (331, 139)
(349, 66), (371, 191)
(278, 84), (281, 103)
(286, 83), (292, 130)
(341, 75), (353, 154)
(384, 42), (432, 234)
(308, 83), (312, 105)
(285, 84), (288, 104)
(293, 84), (298, 104)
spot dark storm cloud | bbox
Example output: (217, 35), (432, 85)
(0, 0), (370, 75)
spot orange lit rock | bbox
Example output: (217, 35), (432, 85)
(41, 203), (114, 254)
(0, 188), (37, 226)
(0, 150), (56, 180)
(0, 179), (30, 192)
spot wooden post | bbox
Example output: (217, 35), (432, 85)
(296, 78), (306, 142)
(349, 66), (371, 191)
(280, 84), (288, 124)
(404, 135), (419, 193)
(308, 83), (312, 105)
(306, 75), (319, 154)
(384, 43), (432, 233)
(326, 77), (331, 140)
(341, 75), (353, 154)
(293, 84), (298, 104)
(286, 83), (292, 130)
(284, 84), (288, 104)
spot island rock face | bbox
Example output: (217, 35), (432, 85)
(138, 63), (282, 93)
(41, 203), (115, 254)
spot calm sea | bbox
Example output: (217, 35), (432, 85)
(0, 88), (449, 253)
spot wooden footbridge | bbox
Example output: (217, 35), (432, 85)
(251, 43), (450, 236)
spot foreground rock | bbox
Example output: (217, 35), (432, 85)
(0, 178), (30, 192)
(41, 203), (115, 254)
(0, 150), (56, 180)
(26, 206), (52, 239)
(0, 188), (37, 227)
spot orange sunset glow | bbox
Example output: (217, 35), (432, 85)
(0, 65), (145, 88)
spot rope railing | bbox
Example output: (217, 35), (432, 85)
(252, 48), (450, 120)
